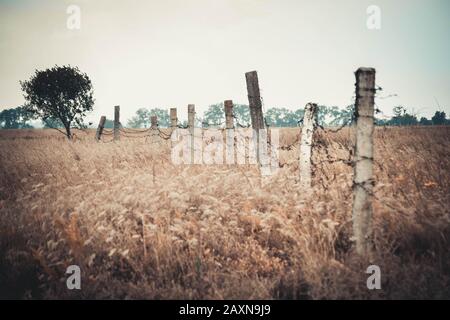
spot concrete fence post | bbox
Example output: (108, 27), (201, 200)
(245, 71), (265, 130)
(224, 100), (234, 129)
(188, 104), (195, 164)
(352, 67), (376, 256)
(95, 116), (106, 141)
(150, 116), (158, 129)
(170, 108), (177, 128)
(188, 104), (195, 129)
(299, 103), (318, 188)
(113, 105), (120, 141)
(245, 71), (265, 164)
(224, 100), (235, 164)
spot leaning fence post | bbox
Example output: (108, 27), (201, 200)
(352, 67), (376, 256)
(245, 71), (265, 130)
(170, 108), (177, 128)
(95, 116), (106, 141)
(246, 71), (265, 164)
(299, 103), (318, 188)
(150, 116), (158, 129)
(113, 105), (120, 141)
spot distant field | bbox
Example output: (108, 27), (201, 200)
(0, 127), (449, 299)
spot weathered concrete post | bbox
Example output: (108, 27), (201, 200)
(224, 100), (234, 129)
(245, 71), (265, 164)
(170, 108), (178, 128)
(299, 103), (318, 188)
(150, 116), (158, 129)
(113, 105), (120, 141)
(188, 104), (195, 129)
(95, 116), (106, 141)
(224, 100), (234, 164)
(352, 67), (376, 256)
(188, 104), (195, 164)
(245, 71), (265, 130)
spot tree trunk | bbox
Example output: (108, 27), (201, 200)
(65, 125), (72, 140)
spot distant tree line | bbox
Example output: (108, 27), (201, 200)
(2, 104), (449, 130)
(0, 106), (34, 129)
(124, 104), (449, 128)
(2, 65), (448, 136)
(375, 106), (449, 126)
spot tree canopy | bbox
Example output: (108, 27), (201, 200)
(0, 106), (34, 129)
(202, 103), (225, 127)
(21, 65), (94, 139)
(127, 108), (170, 128)
(431, 111), (447, 125)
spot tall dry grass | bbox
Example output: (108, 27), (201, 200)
(0, 126), (449, 299)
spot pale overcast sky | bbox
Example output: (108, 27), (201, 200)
(0, 0), (449, 123)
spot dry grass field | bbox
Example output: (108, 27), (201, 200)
(0, 126), (449, 299)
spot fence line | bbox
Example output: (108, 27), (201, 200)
(93, 67), (377, 256)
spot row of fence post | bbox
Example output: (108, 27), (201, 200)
(95, 70), (267, 142)
(296, 67), (375, 256)
(94, 68), (376, 256)
(95, 102), (234, 141)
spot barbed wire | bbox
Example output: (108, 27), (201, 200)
(317, 113), (355, 133)
(232, 113), (250, 128)
(100, 136), (115, 143)
(194, 116), (226, 128)
(96, 83), (387, 178)
(280, 135), (301, 151)
(121, 126), (151, 132)
(259, 94), (271, 128)
(157, 128), (172, 140)
(119, 126), (152, 134)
